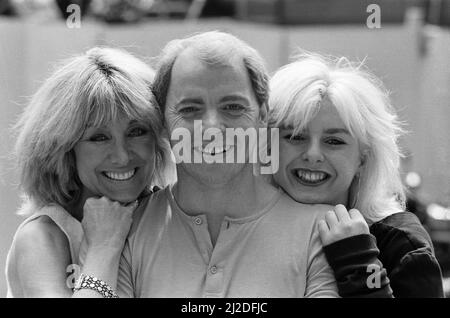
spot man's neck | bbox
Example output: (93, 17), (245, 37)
(173, 166), (278, 246)
(173, 166), (278, 220)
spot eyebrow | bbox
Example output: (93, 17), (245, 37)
(280, 126), (350, 135)
(176, 98), (204, 106)
(86, 119), (140, 129)
(324, 128), (351, 135)
(176, 95), (250, 104)
(219, 94), (250, 104)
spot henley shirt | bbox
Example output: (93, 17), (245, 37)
(117, 186), (339, 298)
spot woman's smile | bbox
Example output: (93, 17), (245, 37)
(292, 168), (331, 186)
(102, 168), (138, 181)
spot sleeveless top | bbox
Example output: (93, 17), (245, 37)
(5, 205), (83, 297)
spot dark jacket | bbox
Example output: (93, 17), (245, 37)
(323, 211), (444, 298)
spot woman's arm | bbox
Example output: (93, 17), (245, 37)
(318, 205), (393, 297)
(13, 197), (135, 298)
(322, 234), (393, 297)
(13, 216), (73, 297)
(13, 216), (124, 298)
(72, 197), (135, 298)
(389, 248), (444, 297)
(371, 212), (444, 297)
(72, 244), (124, 298)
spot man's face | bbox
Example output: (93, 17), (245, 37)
(164, 49), (264, 186)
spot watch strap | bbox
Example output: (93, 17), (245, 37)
(74, 273), (119, 298)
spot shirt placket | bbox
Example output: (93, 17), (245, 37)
(190, 215), (212, 265)
(203, 220), (235, 298)
(188, 216), (238, 297)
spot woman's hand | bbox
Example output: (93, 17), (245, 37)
(318, 204), (370, 246)
(82, 196), (137, 251)
(74, 197), (138, 297)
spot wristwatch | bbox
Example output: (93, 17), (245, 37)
(74, 273), (119, 298)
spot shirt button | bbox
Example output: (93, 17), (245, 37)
(194, 217), (202, 225)
(210, 266), (218, 275)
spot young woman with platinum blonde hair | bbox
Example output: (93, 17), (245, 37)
(269, 53), (444, 297)
(6, 47), (172, 297)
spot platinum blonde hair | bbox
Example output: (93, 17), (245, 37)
(269, 53), (405, 223)
(13, 47), (171, 215)
(152, 31), (270, 113)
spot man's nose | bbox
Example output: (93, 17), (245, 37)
(203, 109), (225, 130)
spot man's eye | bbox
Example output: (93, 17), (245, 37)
(89, 134), (108, 142)
(224, 104), (244, 112)
(129, 127), (147, 137)
(179, 106), (199, 114)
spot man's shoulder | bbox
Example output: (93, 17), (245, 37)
(277, 190), (332, 214)
(129, 186), (171, 237)
(272, 190), (333, 225)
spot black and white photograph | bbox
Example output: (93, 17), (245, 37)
(0, 0), (449, 305)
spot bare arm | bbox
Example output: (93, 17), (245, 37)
(13, 217), (122, 298)
(72, 197), (135, 298)
(13, 217), (73, 297)
(72, 244), (124, 298)
(13, 197), (135, 298)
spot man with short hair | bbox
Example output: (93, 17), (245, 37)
(117, 31), (338, 297)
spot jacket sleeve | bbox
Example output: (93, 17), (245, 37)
(323, 234), (393, 298)
(371, 212), (445, 298)
(389, 247), (444, 297)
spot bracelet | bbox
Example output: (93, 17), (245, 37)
(74, 273), (119, 298)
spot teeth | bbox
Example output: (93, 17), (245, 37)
(104, 169), (136, 181)
(196, 145), (231, 155)
(296, 170), (327, 183)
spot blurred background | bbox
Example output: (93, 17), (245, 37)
(0, 0), (449, 297)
